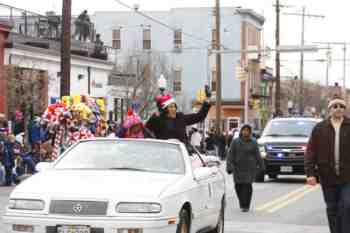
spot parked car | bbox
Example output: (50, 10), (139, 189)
(3, 138), (226, 233)
(256, 117), (322, 182)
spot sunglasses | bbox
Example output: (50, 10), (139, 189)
(332, 104), (346, 109)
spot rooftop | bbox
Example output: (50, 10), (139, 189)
(0, 2), (114, 61)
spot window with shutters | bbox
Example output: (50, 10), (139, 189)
(174, 29), (182, 49)
(112, 29), (121, 49)
(143, 28), (151, 50)
(211, 70), (217, 91)
(212, 29), (217, 49)
(173, 69), (182, 92)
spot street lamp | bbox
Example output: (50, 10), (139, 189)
(158, 74), (167, 95)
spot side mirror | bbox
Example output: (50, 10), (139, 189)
(193, 167), (212, 181)
(253, 132), (261, 139)
(204, 156), (221, 167)
(35, 162), (53, 172)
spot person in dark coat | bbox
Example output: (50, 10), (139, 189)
(145, 94), (211, 144)
(305, 96), (350, 233)
(215, 132), (227, 160)
(1, 134), (16, 186)
(226, 124), (265, 212)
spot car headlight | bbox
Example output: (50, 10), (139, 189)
(259, 145), (267, 158)
(116, 202), (161, 213)
(8, 199), (45, 211)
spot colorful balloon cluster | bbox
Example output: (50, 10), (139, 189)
(42, 95), (106, 125)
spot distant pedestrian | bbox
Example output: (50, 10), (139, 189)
(226, 124), (265, 212)
(305, 95), (350, 233)
(205, 130), (216, 156)
(216, 132), (227, 160)
(190, 126), (202, 151)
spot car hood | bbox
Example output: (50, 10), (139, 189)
(12, 170), (183, 199)
(258, 136), (309, 145)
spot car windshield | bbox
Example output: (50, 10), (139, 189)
(262, 120), (318, 137)
(54, 140), (185, 174)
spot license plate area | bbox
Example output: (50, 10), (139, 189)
(280, 166), (293, 173)
(57, 225), (90, 233)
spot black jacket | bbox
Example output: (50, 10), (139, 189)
(145, 101), (211, 143)
(226, 124), (265, 183)
(305, 117), (350, 185)
(226, 136), (264, 183)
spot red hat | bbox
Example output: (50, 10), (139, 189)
(156, 94), (176, 109)
(123, 109), (143, 129)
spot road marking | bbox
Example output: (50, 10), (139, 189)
(267, 185), (320, 213)
(224, 221), (329, 233)
(255, 185), (317, 212)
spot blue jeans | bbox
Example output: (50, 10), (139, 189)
(4, 165), (13, 186)
(322, 183), (350, 233)
(21, 155), (37, 174)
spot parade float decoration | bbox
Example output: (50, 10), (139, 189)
(41, 95), (106, 160)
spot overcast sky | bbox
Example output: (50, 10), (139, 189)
(3, 0), (350, 87)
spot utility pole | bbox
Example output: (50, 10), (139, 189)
(299, 6), (305, 115)
(313, 41), (350, 101)
(325, 43), (331, 89)
(274, 0), (281, 116)
(284, 7), (324, 114)
(215, 0), (222, 134)
(273, 1), (294, 116)
(60, 0), (72, 97)
(343, 44), (347, 99)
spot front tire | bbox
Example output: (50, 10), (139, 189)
(176, 209), (190, 233)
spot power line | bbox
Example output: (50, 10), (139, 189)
(284, 6), (325, 114)
(113, 0), (230, 49)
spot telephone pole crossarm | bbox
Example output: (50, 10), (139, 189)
(284, 6), (325, 114)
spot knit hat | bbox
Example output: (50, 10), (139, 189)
(328, 96), (346, 109)
(155, 94), (176, 110)
(123, 109), (143, 129)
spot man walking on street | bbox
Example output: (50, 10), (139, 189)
(305, 95), (350, 233)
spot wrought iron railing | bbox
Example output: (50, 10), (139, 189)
(0, 3), (111, 60)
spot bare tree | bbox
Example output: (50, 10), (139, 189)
(281, 78), (326, 115)
(112, 51), (173, 119)
(5, 65), (48, 121)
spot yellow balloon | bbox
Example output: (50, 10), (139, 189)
(73, 95), (81, 105)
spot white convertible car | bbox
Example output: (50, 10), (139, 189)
(3, 138), (226, 233)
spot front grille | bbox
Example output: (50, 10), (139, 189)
(268, 144), (304, 150)
(49, 200), (108, 216)
(46, 226), (104, 233)
(266, 143), (306, 158)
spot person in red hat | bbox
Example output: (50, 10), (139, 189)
(145, 93), (211, 144)
(116, 109), (145, 139)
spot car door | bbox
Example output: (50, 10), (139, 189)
(201, 154), (225, 223)
(190, 151), (217, 227)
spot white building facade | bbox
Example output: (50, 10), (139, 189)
(93, 7), (265, 131)
(4, 43), (114, 112)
